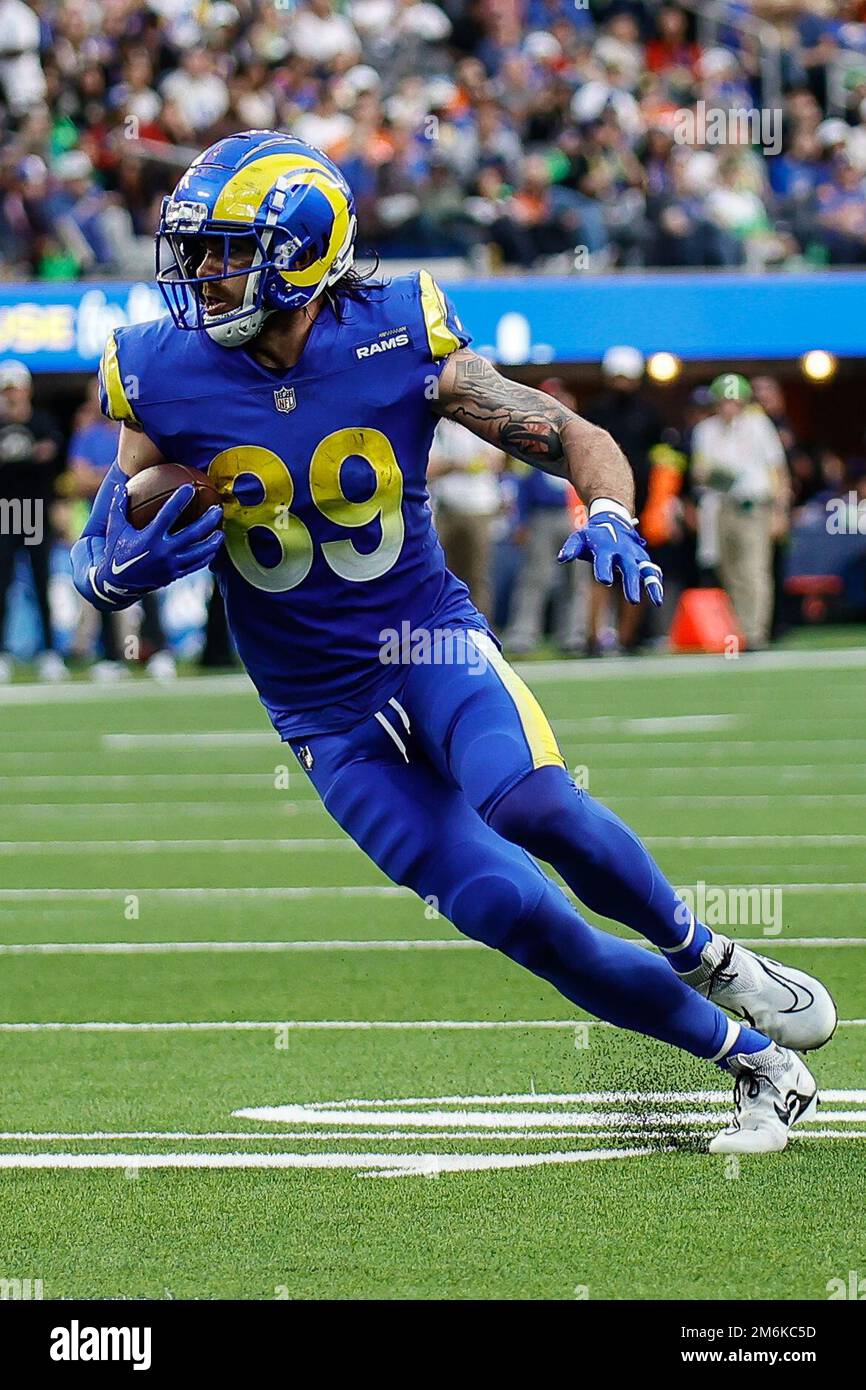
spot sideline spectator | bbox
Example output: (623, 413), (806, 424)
(64, 379), (177, 680)
(691, 374), (789, 650)
(428, 416), (504, 620)
(0, 360), (64, 681)
(160, 48), (230, 135)
(63, 380), (128, 680)
(0, 0), (46, 118)
(504, 378), (589, 656)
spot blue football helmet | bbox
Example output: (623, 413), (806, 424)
(156, 130), (357, 347)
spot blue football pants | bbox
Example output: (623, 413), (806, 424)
(287, 630), (741, 1061)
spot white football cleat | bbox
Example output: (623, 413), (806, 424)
(709, 1043), (817, 1154)
(680, 933), (837, 1051)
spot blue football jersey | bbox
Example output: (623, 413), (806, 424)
(98, 272), (487, 736)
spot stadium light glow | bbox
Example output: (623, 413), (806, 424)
(647, 351), (681, 383)
(801, 350), (837, 382)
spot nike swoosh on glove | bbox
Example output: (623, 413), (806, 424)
(93, 482), (224, 604)
(557, 509), (664, 606)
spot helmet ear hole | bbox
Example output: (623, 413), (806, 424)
(291, 246), (318, 271)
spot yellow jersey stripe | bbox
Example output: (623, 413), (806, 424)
(469, 631), (565, 771)
(100, 332), (138, 424)
(418, 269), (461, 360)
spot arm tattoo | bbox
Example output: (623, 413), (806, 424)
(434, 348), (636, 506)
(435, 350), (569, 474)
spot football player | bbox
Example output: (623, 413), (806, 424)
(72, 132), (836, 1153)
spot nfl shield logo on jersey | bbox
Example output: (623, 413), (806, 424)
(273, 386), (296, 413)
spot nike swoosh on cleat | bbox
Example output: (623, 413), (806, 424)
(111, 551), (150, 576)
(757, 959), (815, 1015)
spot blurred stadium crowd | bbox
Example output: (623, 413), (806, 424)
(5, 0), (866, 276)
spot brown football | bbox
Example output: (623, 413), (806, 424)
(125, 463), (223, 534)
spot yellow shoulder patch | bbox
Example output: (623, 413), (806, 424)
(99, 332), (139, 424)
(418, 269), (461, 361)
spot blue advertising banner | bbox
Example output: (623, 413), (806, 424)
(0, 281), (166, 374)
(2, 272), (866, 372)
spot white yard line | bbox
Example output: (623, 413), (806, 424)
(3, 761), (861, 783)
(0, 1129), (628, 1141)
(0, 646), (863, 707)
(611, 794), (866, 804)
(2, 766), (864, 792)
(100, 715), (740, 747)
(599, 715), (740, 734)
(4, 795), (865, 815)
(0, 1130), (431, 1141)
(723, 884), (866, 894)
(0, 1129), (864, 1144)
(1, 833), (864, 854)
(646, 835), (866, 847)
(0, 939), (480, 955)
(0, 802), (328, 817)
(0, 675), (256, 704)
(0, 1019), (620, 1032)
(0, 886), (408, 900)
(523, 649), (866, 680)
(0, 838), (349, 854)
(0, 1149), (655, 1175)
(1, 883), (862, 902)
(569, 738), (866, 752)
(0, 1137), (860, 1173)
(103, 732), (279, 749)
(0, 1018), (864, 1032)
(232, 1105), (866, 1129)
(7, 714), (865, 755)
(300, 1088), (866, 1107)
(0, 1129), (660, 1142)
(0, 774), (280, 789)
(5, 1092), (866, 1145)
(0, 937), (862, 957)
(600, 765), (866, 777)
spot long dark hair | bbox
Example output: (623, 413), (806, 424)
(325, 253), (389, 320)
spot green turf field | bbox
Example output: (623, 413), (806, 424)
(1, 648), (864, 1300)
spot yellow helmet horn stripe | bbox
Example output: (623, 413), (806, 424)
(211, 152), (350, 288)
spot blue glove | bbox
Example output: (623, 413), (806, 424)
(89, 481), (224, 607)
(557, 502), (664, 607)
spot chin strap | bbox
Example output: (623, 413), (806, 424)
(205, 299), (277, 347)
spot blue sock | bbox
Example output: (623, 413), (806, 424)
(660, 910), (713, 974)
(489, 766), (712, 966)
(718, 1022), (774, 1068)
